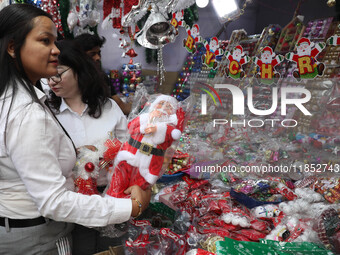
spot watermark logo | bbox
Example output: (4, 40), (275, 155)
(201, 84), (311, 116)
(199, 83), (223, 115)
(199, 83), (312, 128)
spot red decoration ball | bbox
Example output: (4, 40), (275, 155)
(85, 162), (95, 172)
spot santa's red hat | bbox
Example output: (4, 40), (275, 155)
(235, 45), (243, 53)
(210, 37), (218, 44)
(262, 46), (273, 55)
(297, 37), (311, 46)
(193, 24), (199, 32)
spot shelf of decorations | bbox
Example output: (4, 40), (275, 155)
(150, 17), (340, 255)
(245, 24), (282, 80)
(302, 17), (334, 41)
(275, 16), (304, 54)
(285, 18), (337, 138)
(119, 60), (143, 103)
(172, 43), (208, 101)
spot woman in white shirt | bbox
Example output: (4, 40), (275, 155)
(0, 4), (150, 255)
(47, 39), (130, 254)
(47, 39), (127, 190)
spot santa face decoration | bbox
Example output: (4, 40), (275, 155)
(225, 45), (250, 80)
(183, 24), (202, 54)
(153, 100), (175, 115)
(171, 10), (185, 29)
(202, 37), (224, 69)
(285, 37), (326, 81)
(253, 46), (284, 85)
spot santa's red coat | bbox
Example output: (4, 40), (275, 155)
(107, 113), (181, 197)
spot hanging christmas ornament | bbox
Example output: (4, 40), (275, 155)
(122, 0), (195, 28)
(170, 10), (185, 29)
(125, 48), (138, 58)
(157, 45), (166, 86)
(119, 38), (130, 57)
(183, 23), (203, 53)
(202, 37), (224, 69)
(135, 5), (178, 49)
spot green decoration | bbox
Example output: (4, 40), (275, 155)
(152, 48), (157, 62)
(146, 48), (153, 64)
(184, 4), (199, 28)
(58, 0), (73, 39)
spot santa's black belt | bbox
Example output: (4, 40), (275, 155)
(128, 138), (164, 156)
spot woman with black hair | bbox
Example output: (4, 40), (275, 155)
(0, 4), (150, 254)
(47, 39), (130, 254)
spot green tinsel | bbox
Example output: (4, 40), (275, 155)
(146, 48), (153, 64)
(184, 4), (199, 28)
(58, 0), (73, 39)
(153, 48), (157, 62)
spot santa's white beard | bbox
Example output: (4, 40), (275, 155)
(261, 57), (272, 64)
(297, 49), (311, 56)
(150, 115), (170, 124)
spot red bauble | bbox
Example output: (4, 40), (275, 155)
(126, 48), (138, 58)
(85, 162), (95, 172)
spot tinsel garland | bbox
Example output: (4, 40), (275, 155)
(183, 4), (198, 28)
(145, 48), (158, 64)
(146, 48), (153, 64)
(58, 0), (72, 39)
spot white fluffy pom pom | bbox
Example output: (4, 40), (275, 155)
(67, 12), (78, 31)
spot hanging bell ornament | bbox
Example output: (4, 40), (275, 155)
(136, 8), (178, 49)
(125, 48), (138, 58)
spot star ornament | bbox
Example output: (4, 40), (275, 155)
(332, 146), (339, 155)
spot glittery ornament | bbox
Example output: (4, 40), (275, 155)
(85, 162), (95, 172)
(157, 46), (166, 86)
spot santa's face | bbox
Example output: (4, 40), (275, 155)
(210, 40), (218, 51)
(176, 11), (183, 20)
(154, 100), (175, 116)
(297, 42), (311, 56)
(261, 51), (273, 63)
(192, 27), (199, 37)
(232, 49), (242, 61)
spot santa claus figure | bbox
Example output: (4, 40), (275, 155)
(253, 46), (283, 85)
(285, 37), (325, 81)
(225, 45), (250, 79)
(106, 95), (182, 198)
(183, 24), (203, 53)
(171, 10), (185, 29)
(202, 37), (223, 69)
